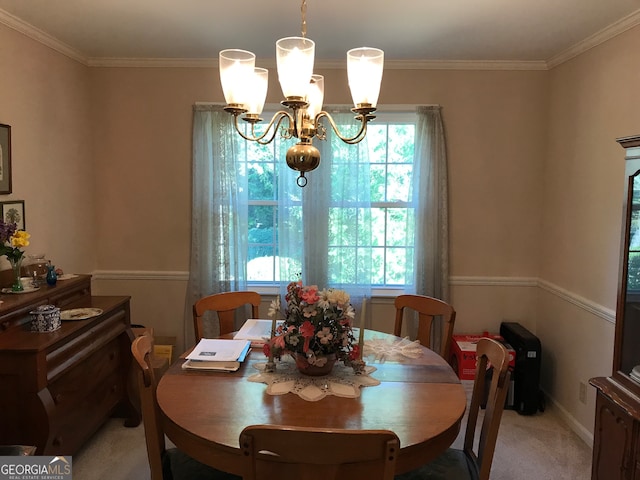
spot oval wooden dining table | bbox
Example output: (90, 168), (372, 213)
(156, 330), (467, 476)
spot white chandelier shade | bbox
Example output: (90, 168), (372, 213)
(276, 37), (316, 100)
(219, 49), (255, 107)
(347, 47), (384, 108)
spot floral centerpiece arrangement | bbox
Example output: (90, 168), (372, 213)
(0, 220), (31, 292)
(265, 281), (364, 375)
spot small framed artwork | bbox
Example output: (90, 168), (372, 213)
(1, 200), (25, 230)
(0, 124), (11, 194)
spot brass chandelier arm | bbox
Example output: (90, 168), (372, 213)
(314, 111), (373, 145)
(232, 111), (294, 145)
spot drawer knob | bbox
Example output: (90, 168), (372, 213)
(53, 436), (63, 446)
(54, 393), (63, 404)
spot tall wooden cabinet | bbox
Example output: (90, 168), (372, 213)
(590, 135), (640, 479)
(0, 274), (140, 454)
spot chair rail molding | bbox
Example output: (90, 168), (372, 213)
(91, 270), (615, 323)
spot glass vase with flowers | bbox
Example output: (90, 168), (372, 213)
(0, 221), (31, 292)
(265, 281), (365, 375)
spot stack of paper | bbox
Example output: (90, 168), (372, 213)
(233, 319), (280, 346)
(182, 338), (251, 372)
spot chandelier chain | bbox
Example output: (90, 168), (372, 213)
(301, 0), (307, 38)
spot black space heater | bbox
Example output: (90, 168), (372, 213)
(499, 321), (544, 415)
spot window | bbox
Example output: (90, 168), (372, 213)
(237, 110), (417, 288)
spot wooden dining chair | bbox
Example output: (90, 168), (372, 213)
(395, 338), (511, 480)
(193, 291), (261, 342)
(394, 294), (456, 360)
(239, 425), (400, 480)
(131, 335), (241, 480)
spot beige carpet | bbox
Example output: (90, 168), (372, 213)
(73, 401), (592, 479)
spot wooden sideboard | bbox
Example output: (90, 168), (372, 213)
(0, 274), (140, 454)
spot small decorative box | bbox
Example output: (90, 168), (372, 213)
(30, 304), (61, 333)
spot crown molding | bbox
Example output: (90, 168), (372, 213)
(383, 59), (548, 71)
(0, 8), (87, 65)
(87, 57), (217, 68)
(547, 8), (640, 69)
(87, 56), (548, 71)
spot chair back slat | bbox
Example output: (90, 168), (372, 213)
(394, 294), (456, 360)
(193, 291), (261, 341)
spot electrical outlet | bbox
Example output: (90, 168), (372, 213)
(579, 382), (587, 404)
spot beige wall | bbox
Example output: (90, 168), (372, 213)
(3, 18), (638, 445)
(0, 25), (95, 274)
(538, 26), (640, 441)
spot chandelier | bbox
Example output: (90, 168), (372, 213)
(219, 0), (384, 187)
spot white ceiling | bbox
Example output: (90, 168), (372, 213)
(0, 0), (639, 67)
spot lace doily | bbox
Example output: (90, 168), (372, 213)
(248, 358), (380, 402)
(362, 336), (424, 363)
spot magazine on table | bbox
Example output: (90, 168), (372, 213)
(233, 319), (282, 346)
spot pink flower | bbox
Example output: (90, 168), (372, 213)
(300, 320), (315, 352)
(300, 286), (320, 304)
(273, 335), (287, 349)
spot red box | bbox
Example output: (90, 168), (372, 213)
(450, 333), (516, 380)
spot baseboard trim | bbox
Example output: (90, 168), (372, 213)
(543, 390), (594, 449)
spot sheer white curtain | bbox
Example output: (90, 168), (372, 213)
(183, 104), (249, 348)
(277, 110), (372, 323)
(404, 105), (450, 343)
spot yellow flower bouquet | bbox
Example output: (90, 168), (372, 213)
(0, 221), (31, 291)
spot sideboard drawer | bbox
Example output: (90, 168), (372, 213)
(48, 368), (124, 454)
(46, 308), (126, 383)
(48, 338), (122, 418)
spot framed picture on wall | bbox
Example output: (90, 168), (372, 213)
(0, 124), (11, 194)
(1, 200), (25, 230)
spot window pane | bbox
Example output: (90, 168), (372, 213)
(387, 164), (413, 202)
(386, 248), (408, 285)
(367, 124), (387, 165)
(388, 125), (415, 163)
(248, 247), (275, 281)
(386, 208), (409, 247)
(371, 208), (385, 247)
(371, 247), (385, 285)
(248, 163), (275, 200)
(329, 208), (357, 246)
(328, 246), (356, 284)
